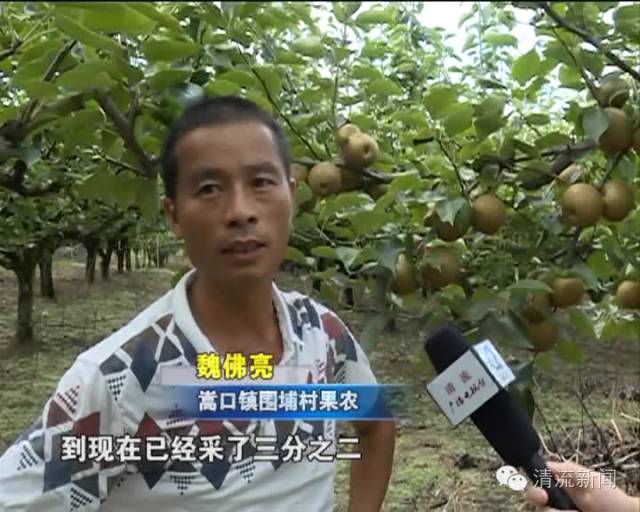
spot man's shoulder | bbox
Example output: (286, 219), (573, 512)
(75, 289), (175, 369)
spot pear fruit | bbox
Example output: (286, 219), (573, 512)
(391, 253), (419, 295)
(599, 108), (633, 154)
(421, 246), (462, 290)
(522, 292), (552, 322)
(551, 277), (585, 308)
(307, 162), (342, 198)
(471, 194), (506, 234)
(597, 77), (630, 108)
(601, 179), (635, 222)
(560, 183), (603, 227)
(342, 133), (379, 170)
(337, 123), (360, 147)
(616, 281), (640, 309)
(526, 319), (559, 352)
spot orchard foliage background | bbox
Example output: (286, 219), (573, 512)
(0, 2), (639, 412)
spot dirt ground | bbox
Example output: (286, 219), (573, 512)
(0, 259), (638, 511)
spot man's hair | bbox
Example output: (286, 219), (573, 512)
(160, 95), (291, 199)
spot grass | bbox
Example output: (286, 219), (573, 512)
(1, 259), (638, 511)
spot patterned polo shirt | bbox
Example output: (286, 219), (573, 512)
(0, 269), (377, 511)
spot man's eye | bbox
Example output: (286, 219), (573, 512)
(255, 177), (275, 187)
(199, 184), (220, 195)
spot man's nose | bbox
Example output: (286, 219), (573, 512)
(224, 185), (257, 226)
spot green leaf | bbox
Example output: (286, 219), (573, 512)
(484, 32), (518, 47)
(58, 63), (115, 92)
(367, 77), (403, 97)
(535, 132), (572, 149)
(582, 108), (609, 142)
(436, 197), (467, 225)
(141, 40), (199, 61)
(352, 64), (385, 81)
(586, 250), (615, 280)
(286, 246), (314, 267)
(508, 280), (553, 294)
(475, 111), (506, 138)
(570, 262), (599, 290)
(444, 104), (473, 136)
(336, 247), (360, 271)
(311, 246), (338, 260)
(291, 36), (325, 58)
(78, 168), (117, 199)
(512, 49), (541, 85)
(127, 2), (184, 33)
(110, 174), (139, 210)
(525, 113), (550, 126)
(54, 14), (122, 52)
(59, 3), (158, 34)
(355, 6), (395, 25)
(555, 339), (584, 364)
(21, 81), (60, 101)
(136, 177), (159, 219)
(424, 86), (458, 119)
(147, 69), (191, 91)
(253, 65), (282, 97)
(333, 2), (362, 22)
(375, 238), (404, 272)
(569, 310), (597, 340)
(217, 69), (255, 88)
(479, 312), (531, 348)
(206, 79), (242, 96)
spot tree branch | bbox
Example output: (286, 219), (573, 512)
(20, 40), (78, 126)
(437, 139), (468, 199)
(236, 47), (322, 161)
(537, 2), (640, 83)
(551, 26), (601, 105)
(94, 91), (156, 178)
(0, 38), (22, 62)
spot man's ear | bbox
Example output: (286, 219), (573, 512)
(288, 176), (297, 225)
(163, 197), (183, 239)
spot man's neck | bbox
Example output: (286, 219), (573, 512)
(187, 270), (280, 355)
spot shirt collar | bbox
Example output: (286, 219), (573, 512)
(171, 268), (302, 360)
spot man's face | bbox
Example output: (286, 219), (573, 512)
(164, 121), (295, 286)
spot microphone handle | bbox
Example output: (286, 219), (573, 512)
(523, 452), (579, 510)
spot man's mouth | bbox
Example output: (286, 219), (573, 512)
(222, 240), (266, 255)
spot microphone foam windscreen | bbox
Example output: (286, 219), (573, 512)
(424, 324), (541, 467)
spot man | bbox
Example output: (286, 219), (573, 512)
(0, 96), (396, 511)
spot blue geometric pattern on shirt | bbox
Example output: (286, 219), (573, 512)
(158, 337), (181, 363)
(301, 297), (321, 329)
(99, 353), (127, 376)
(74, 473), (100, 500)
(173, 324), (198, 365)
(200, 457), (232, 490)
(43, 433), (72, 492)
(287, 303), (303, 339)
(129, 339), (158, 393)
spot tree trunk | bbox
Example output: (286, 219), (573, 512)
(134, 249), (140, 269)
(125, 248), (132, 272)
(38, 245), (55, 299)
(116, 246), (125, 273)
(99, 239), (116, 281)
(15, 251), (38, 346)
(85, 239), (98, 284)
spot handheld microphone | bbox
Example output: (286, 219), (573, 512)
(425, 324), (578, 510)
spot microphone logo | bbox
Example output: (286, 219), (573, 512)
(496, 465), (528, 491)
